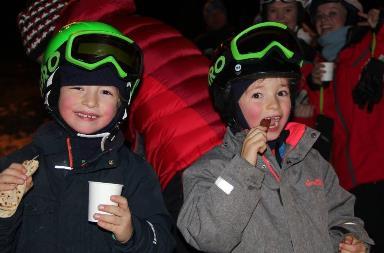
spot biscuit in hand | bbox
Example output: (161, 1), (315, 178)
(0, 159), (39, 218)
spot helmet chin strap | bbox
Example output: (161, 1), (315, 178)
(77, 132), (111, 151)
(76, 120), (122, 152)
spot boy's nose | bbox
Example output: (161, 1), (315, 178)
(266, 96), (280, 110)
(82, 92), (98, 108)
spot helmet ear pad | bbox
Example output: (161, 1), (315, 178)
(46, 71), (61, 112)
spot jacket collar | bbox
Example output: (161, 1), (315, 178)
(223, 122), (320, 163)
(32, 121), (125, 171)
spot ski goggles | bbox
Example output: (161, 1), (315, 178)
(64, 31), (142, 81)
(230, 22), (303, 65)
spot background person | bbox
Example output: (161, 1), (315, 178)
(303, 1), (384, 251)
(194, 0), (236, 60)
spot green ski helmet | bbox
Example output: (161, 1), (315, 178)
(208, 21), (303, 128)
(40, 21), (143, 136)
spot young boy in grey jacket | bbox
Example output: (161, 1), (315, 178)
(177, 21), (373, 253)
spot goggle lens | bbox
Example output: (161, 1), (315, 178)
(66, 32), (142, 80)
(232, 22), (302, 63)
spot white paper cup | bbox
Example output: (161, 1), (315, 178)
(321, 62), (334, 82)
(88, 181), (123, 222)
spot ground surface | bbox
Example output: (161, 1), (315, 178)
(0, 59), (49, 156)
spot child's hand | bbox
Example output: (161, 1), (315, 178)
(0, 163), (32, 192)
(241, 120), (270, 166)
(94, 195), (133, 243)
(357, 9), (380, 29)
(339, 234), (367, 253)
(311, 62), (326, 85)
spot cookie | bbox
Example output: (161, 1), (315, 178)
(260, 118), (271, 128)
(0, 159), (39, 218)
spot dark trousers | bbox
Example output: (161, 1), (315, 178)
(351, 181), (384, 253)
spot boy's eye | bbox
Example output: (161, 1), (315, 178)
(101, 90), (114, 96)
(278, 90), (289, 96)
(251, 92), (262, 99)
(70, 86), (83, 91)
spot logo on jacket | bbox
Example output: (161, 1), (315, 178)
(305, 178), (324, 187)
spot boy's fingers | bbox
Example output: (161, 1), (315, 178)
(0, 174), (26, 185)
(99, 204), (123, 217)
(246, 128), (267, 140)
(96, 212), (120, 225)
(110, 195), (128, 208)
(246, 127), (266, 140)
(339, 242), (365, 252)
(96, 218), (117, 232)
(9, 163), (27, 174)
(258, 143), (267, 154)
(0, 184), (18, 191)
(2, 166), (27, 179)
(25, 177), (33, 192)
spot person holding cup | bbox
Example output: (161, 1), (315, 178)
(0, 21), (175, 252)
(302, 1), (384, 251)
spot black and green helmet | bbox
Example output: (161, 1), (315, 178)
(40, 21), (143, 136)
(208, 21), (303, 127)
(41, 21), (143, 106)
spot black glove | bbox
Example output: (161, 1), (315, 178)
(352, 58), (384, 112)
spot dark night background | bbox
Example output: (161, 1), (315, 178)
(0, 0), (382, 155)
(0, 0), (260, 155)
(2, 0), (261, 60)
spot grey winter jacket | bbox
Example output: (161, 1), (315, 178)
(177, 123), (373, 253)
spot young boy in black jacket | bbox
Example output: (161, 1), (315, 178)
(0, 21), (175, 253)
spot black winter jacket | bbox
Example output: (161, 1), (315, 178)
(0, 122), (175, 253)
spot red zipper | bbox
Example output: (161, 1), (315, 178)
(66, 137), (74, 169)
(262, 155), (280, 182)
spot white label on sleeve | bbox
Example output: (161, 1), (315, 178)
(344, 222), (357, 225)
(215, 176), (234, 195)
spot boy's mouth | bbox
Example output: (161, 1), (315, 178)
(76, 112), (98, 119)
(263, 116), (281, 129)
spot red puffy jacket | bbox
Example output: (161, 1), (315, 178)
(301, 26), (384, 190)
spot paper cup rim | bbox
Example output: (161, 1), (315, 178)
(88, 181), (123, 187)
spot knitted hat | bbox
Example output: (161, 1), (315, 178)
(17, 0), (69, 60)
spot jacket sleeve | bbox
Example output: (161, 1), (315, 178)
(177, 152), (265, 252)
(112, 153), (175, 253)
(322, 161), (374, 249)
(0, 209), (22, 253)
(0, 144), (37, 252)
